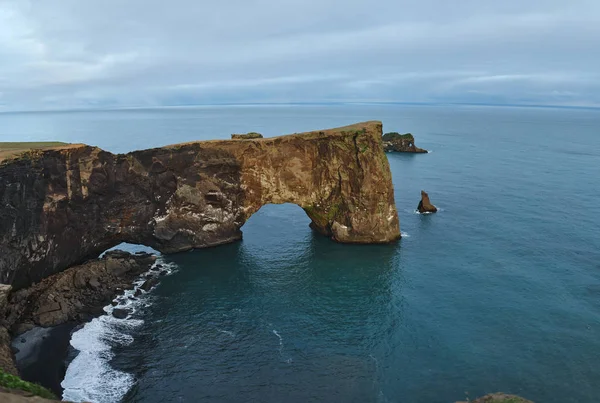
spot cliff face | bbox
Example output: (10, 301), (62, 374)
(0, 121), (400, 289)
(382, 132), (427, 153)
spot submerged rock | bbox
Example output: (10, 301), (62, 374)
(140, 278), (159, 292)
(417, 190), (438, 213)
(382, 132), (427, 153)
(111, 308), (130, 319)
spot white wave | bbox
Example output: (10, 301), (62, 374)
(218, 329), (235, 337)
(400, 232), (410, 238)
(62, 259), (178, 403)
(61, 316), (138, 403)
(413, 208), (442, 215)
(272, 329), (292, 363)
(272, 329), (283, 347)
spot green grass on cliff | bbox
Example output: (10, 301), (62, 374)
(0, 142), (67, 161)
(0, 369), (57, 400)
(382, 132), (414, 141)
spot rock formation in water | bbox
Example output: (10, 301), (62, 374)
(382, 132), (427, 153)
(417, 190), (438, 213)
(231, 132), (263, 139)
(0, 121), (400, 289)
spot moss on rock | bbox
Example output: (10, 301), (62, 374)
(0, 370), (57, 400)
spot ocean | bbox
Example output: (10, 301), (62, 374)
(1, 104), (599, 403)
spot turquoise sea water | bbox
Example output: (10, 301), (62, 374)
(1, 105), (600, 403)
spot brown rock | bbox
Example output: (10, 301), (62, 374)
(0, 284), (11, 318)
(417, 190), (438, 213)
(231, 132), (263, 139)
(4, 251), (155, 331)
(87, 277), (101, 290)
(35, 301), (61, 315)
(0, 121), (400, 289)
(0, 327), (18, 375)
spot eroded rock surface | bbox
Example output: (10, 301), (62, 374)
(382, 132), (427, 153)
(0, 121), (400, 289)
(4, 251), (156, 330)
(231, 132), (263, 139)
(417, 190), (438, 213)
(0, 251), (155, 377)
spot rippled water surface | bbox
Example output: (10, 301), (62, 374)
(1, 105), (600, 403)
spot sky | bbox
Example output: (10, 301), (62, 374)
(0, 0), (599, 111)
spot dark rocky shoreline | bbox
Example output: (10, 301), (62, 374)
(0, 250), (158, 399)
(12, 323), (78, 397)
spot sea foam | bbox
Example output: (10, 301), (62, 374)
(61, 259), (177, 403)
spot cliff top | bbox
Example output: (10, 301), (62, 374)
(0, 142), (85, 163)
(382, 132), (414, 142)
(0, 122), (382, 162)
(163, 121), (382, 150)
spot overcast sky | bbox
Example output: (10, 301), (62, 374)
(1, 0), (599, 111)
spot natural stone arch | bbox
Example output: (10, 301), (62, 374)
(0, 121), (400, 288)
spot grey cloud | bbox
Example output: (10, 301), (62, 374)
(0, 0), (599, 111)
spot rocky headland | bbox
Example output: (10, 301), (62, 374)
(0, 124), (534, 403)
(0, 121), (400, 398)
(382, 132), (428, 153)
(0, 121), (400, 290)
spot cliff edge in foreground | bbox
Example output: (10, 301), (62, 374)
(0, 121), (400, 288)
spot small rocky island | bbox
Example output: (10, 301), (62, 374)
(382, 132), (428, 153)
(417, 190), (438, 213)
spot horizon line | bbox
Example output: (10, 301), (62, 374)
(1, 101), (599, 115)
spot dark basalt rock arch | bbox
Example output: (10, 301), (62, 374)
(0, 121), (400, 289)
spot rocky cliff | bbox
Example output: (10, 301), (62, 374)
(382, 132), (427, 153)
(0, 121), (400, 289)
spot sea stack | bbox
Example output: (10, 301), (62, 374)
(417, 190), (438, 213)
(382, 132), (427, 153)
